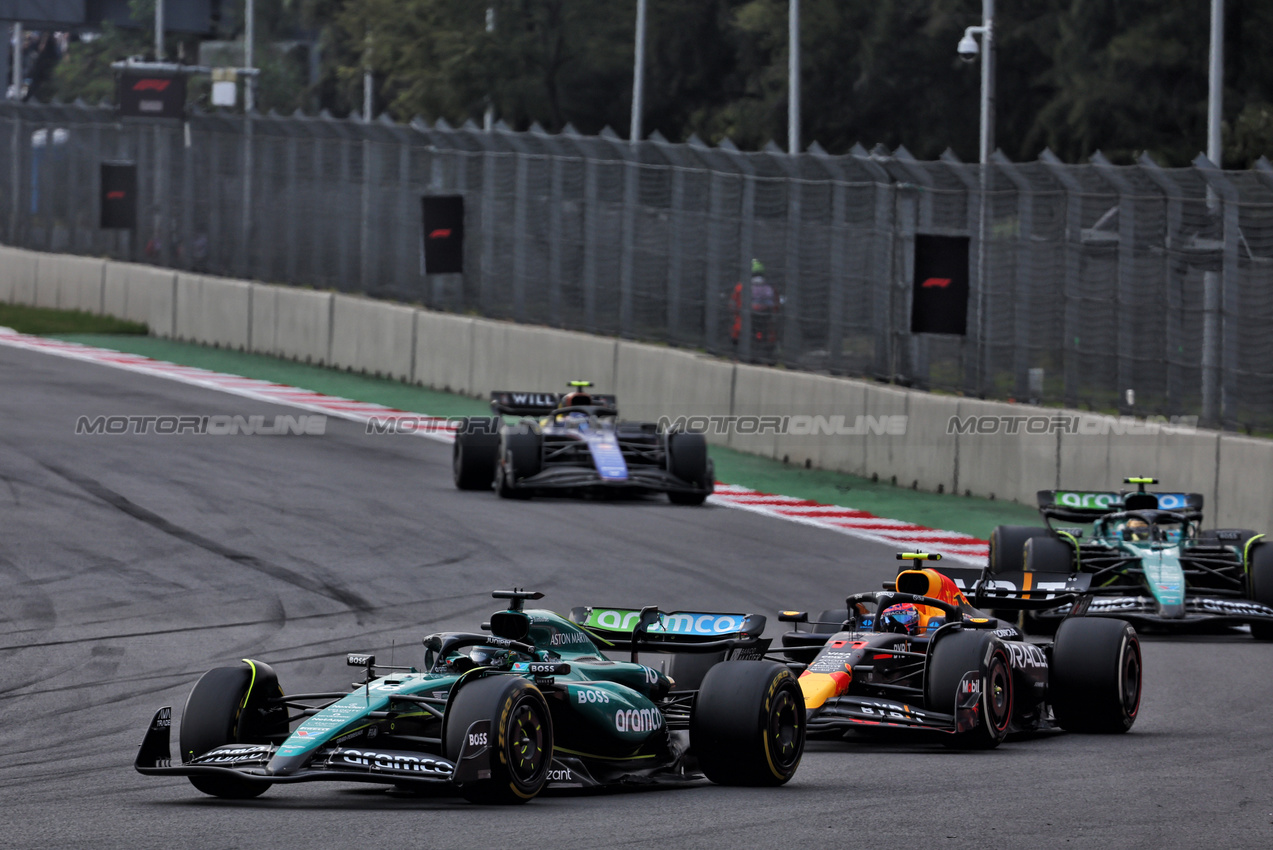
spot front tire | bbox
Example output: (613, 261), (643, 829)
(444, 676), (553, 804)
(180, 665), (277, 799)
(453, 417), (500, 490)
(691, 661), (804, 786)
(496, 425), (541, 500)
(1050, 617), (1141, 733)
(666, 431), (710, 505)
(1247, 543), (1273, 640)
(925, 631), (1013, 749)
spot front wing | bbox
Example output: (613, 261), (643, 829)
(806, 673), (982, 736)
(508, 464), (712, 495)
(1036, 595), (1273, 629)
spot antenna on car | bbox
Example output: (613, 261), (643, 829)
(896, 552), (942, 561)
(568, 380), (593, 388)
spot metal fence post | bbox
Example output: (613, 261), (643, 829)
(548, 152), (565, 327)
(240, 116), (254, 277)
(581, 154), (599, 333)
(1195, 155), (1241, 428)
(718, 141), (756, 363)
(1092, 152), (1138, 414)
(1137, 153), (1186, 415)
(1040, 149), (1083, 408)
(991, 151), (1036, 399)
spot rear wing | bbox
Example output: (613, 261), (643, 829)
(491, 391), (619, 417)
(1037, 489), (1203, 522)
(569, 606), (769, 659)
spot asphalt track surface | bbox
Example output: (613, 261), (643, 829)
(1, 344), (1271, 850)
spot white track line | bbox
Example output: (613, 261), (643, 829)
(0, 328), (988, 563)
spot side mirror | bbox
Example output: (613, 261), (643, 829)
(778, 610), (808, 623)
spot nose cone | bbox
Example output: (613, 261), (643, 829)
(798, 670), (852, 709)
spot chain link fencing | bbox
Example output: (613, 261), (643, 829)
(4, 100), (1273, 430)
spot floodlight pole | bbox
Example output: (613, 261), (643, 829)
(155, 0), (164, 59)
(788, 0), (799, 154)
(245, 0), (255, 113)
(484, 6), (495, 130)
(11, 22), (22, 99)
(630, 0), (647, 143)
(1207, 0), (1223, 168)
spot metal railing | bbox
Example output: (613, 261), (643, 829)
(5, 100), (1273, 430)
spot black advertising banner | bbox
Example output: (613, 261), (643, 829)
(911, 234), (970, 335)
(117, 72), (186, 119)
(100, 162), (137, 229)
(421, 195), (465, 275)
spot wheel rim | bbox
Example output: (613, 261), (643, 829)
(506, 697), (548, 786)
(1121, 637), (1142, 719)
(986, 656), (1012, 732)
(767, 686), (802, 772)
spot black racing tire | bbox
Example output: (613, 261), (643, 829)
(988, 525), (1052, 574)
(813, 609), (851, 634)
(496, 425), (541, 500)
(444, 676), (553, 804)
(666, 431), (710, 506)
(1050, 618), (1142, 733)
(1018, 536), (1075, 635)
(1247, 543), (1273, 640)
(691, 661), (805, 786)
(924, 631), (1013, 749)
(180, 665), (273, 799)
(453, 417), (500, 490)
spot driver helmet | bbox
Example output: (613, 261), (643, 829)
(880, 603), (920, 636)
(1126, 517), (1150, 541)
(467, 646), (513, 670)
(560, 391), (592, 408)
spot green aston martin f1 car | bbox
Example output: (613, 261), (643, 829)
(134, 590), (804, 803)
(988, 478), (1273, 637)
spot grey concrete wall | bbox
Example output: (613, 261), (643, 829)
(7, 246), (1273, 534)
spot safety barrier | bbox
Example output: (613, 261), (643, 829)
(3, 246), (1269, 531)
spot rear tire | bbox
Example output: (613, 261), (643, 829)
(1050, 618), (1141, 733)
(453, 417), (500, 490)
(1247, 543), (1273, 640)
(180, 665), (274, 799)
(667, 431), (710, 505)
(988, 525), (1051, 574)
(691, 661), (804, 786)
(924, 631), (1013, 749)
(444, 676), (553, 804)
(496, 425), (541, 500)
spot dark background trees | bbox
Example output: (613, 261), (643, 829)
(37, 0), (1273, 166)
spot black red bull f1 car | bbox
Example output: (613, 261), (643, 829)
(451, 381), (713, 503)
(779, 553), (1142, 748)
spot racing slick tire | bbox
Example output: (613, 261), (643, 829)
(496, 425), (541, 500)
(1246, 542), (1273, 640)
(690, 661), (805, 786)
(453, 417), (500, 490)
(1050, 617), (1141, 733)
(444, 675), (553, 804)
(814, 609), (851, 634)
(666, 431), (710, 506)
(924, 631), (1013, 749)
(180, 664), (282, 799)
(1019, 537), (1075, 635)
(988, 525), (1052, 574)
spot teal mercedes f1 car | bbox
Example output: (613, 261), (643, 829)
(134, 590), (804, 803)
(988, 478), (1273, 637)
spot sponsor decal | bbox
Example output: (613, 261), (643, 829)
(347, 654), (374, 666)
(152, 707), (172, 729)
(993, 627), (1020, 638)
(508, 393), (559, 407)
(576, 687), (612, 705)
(809, 649), (856, 674)
(1006, 642), (1048, 669)
(366, 727), (378, 739)
(196, 745), (272, 764)
(546, 768), (573, 782)
(614, 707), (663, 733)
(339, 749), (453, 777)
(467, 731), (488, 748)
(858, 701), (926, 721)
(587, 609), (748, 636)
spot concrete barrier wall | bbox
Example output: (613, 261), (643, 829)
(174, 274), (252, 350)
(330, 294), (416, 381)
(1, 246), (39, 305)
(11, 245), (1273, 532)
(414, 311), (473, 395)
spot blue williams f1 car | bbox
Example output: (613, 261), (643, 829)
(134, 590), (803, 803)
(452, 381), (714, 504)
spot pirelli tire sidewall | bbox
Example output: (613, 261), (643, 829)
(445, 675), (553, 804)
(690, 661), (805, 787)
(1247, 542), (1273, 640)
(1050, 617), (1142, 733)
(925, 629), (1013, 749)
